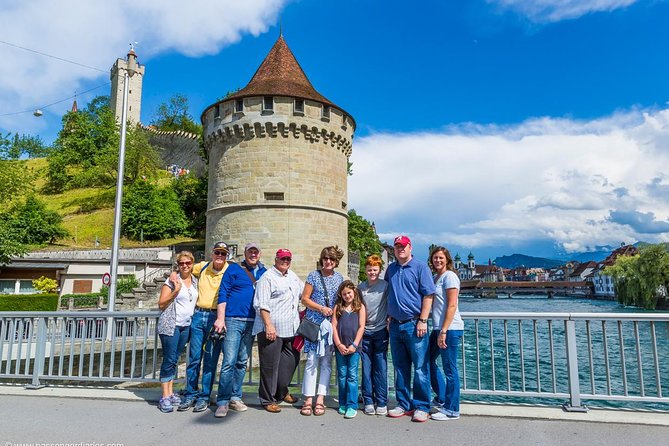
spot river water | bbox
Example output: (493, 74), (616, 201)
(450, 295), (669, 411)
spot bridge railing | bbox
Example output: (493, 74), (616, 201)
(460, 312), (669, 411)
(0, 311), (159, 386)
(1, 311), (668, 411)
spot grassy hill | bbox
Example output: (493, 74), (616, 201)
(23, 158), (198, 250)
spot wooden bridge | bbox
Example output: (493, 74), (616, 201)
(459, 280), (592, 298)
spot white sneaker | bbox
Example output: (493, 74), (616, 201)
(364, 404), (376, 415)
(431, 410), (460, 421)
(229, 400), (248, 412)
(375, 406), (388, 416)
(387, 406), (413, 418)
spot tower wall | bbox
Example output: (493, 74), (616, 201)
(110, 56), (145, 124)
(203, 96), (354, 278)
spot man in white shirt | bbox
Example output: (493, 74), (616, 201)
(252, 248), (304, 413)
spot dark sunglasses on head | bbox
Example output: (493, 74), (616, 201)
(178, 261), (192, 266)
(213, 251), (228, 256)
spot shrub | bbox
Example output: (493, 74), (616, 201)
(0, 294), (58, 311)
(32, 276), (58, 293)
(100, 275), (140, 299)
(59, 293), (106, 309)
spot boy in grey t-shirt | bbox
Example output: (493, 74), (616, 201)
(358, 255), (389, 415)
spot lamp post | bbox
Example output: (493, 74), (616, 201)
(107, 49), (137, 315)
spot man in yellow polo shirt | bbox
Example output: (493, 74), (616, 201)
(177, 242), (230, 412)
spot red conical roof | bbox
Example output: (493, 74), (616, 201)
(226, 36), (336, 107)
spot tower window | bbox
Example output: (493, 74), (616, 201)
(321, 105), (330, 121)
(264, 192), (284, 201)
(263, 96), (274, 112)
(235, 99), (243, 113)
(214, 105), (220, 119)
(294, 99), (304, 115)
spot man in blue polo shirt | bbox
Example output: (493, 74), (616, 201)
(384, 235), (436, 422)
(213, 243), (267, 418)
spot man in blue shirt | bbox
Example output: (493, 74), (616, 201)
(213, 243), (267, 418)
(384, 235), (435, 422)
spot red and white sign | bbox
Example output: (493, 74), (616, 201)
(102, 272), (111, 286)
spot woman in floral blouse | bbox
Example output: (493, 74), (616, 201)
(299, 246), (345, 416)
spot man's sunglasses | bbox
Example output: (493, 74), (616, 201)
(213, 251), (228, 256)
(279, 256), (292, 261)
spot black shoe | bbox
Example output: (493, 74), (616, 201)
(193, 399), (208, 412)
(177, 397), (194, 412)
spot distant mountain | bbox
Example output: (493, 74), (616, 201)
(494, 254), (563, 269)
(563, 250), (611, 263)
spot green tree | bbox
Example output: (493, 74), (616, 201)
(151, 94), (202, 135)
(348, 209), (383, 281)
(605, 244), (669, 309)
(122, 180), (189, 240)
(45, 95), (160, 192)
(0, 223), (26, 265)
(172, 173), (208, 237)
(7, 195), (69, 244)
(1, 133), (50, 159)
(0, 160), (34, 204)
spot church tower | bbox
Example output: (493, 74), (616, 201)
(110, 47), (145, 125)
(201, 35), (355, 278)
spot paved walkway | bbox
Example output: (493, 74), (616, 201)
(1, 385), (668, 446)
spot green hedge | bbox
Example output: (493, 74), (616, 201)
(0, 293), (59, 311)
(60, 293), (106, 309)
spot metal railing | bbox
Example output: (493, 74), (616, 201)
(0, 311), (160, 386)
(459, 312), (669, 411)
(2, 311), (668, 411)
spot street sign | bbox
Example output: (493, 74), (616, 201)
(102, 272), (111, 286)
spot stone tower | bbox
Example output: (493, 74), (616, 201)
(201, 36), (355, 278)
(110, 48), (145, 124)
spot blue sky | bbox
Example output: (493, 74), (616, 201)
(1, 0), (669, 262)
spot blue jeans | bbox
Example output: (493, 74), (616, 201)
(336, 351), (360, 409)
(389, 319), (431, 412)
(429, 330), (445, 405)
(361, 328), (389, 407)
(437, 330), (463, 416)
(159, 325), (190, 382)
(216, 318), (255, 406)
(184, 309), (221, 403)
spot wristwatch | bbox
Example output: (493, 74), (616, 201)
(418, 318), (428, 323)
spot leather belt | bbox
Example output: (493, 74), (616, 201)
(392, 316), (418, 324)
(195, 306), (216, 312)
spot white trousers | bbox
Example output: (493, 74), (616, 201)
(301, 350), (333, 397)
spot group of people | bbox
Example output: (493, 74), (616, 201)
(156, 235), (463, 423)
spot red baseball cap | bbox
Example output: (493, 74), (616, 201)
(276, 248), (292, 258)
(393, 235), (411, 247)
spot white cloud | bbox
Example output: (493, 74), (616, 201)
(0, 0), (287, 134)
(349, 108), (669, 255)
(488, 0), (638, 22)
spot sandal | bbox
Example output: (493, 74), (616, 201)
(313, 403), (326, 416)
(300, 403), (313, 416)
